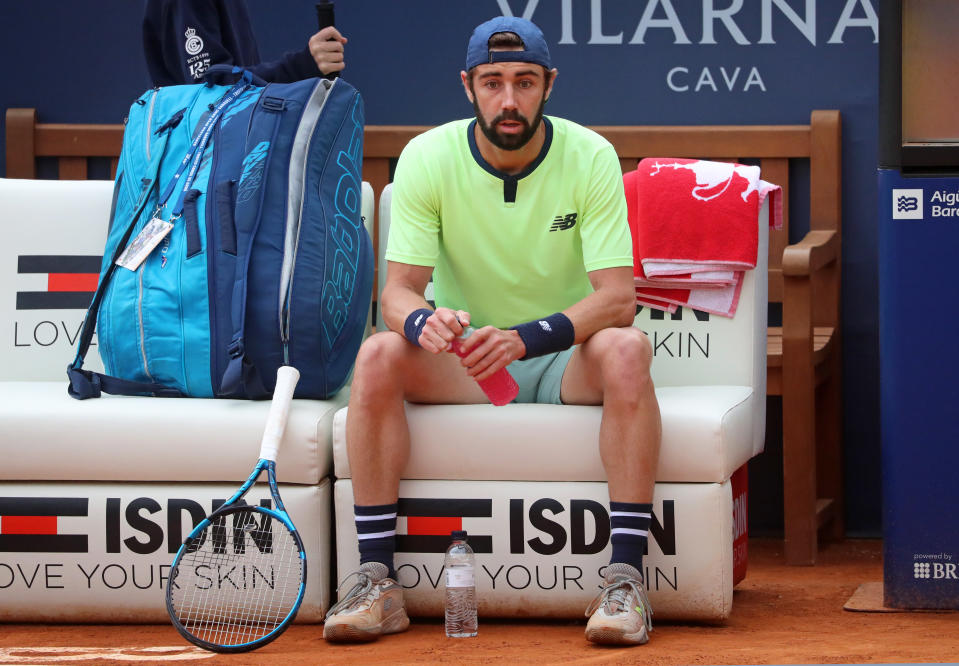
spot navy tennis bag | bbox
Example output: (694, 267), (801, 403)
(68, 68), (373, 399)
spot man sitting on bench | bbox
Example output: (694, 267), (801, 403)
(324, 16), (662, 648)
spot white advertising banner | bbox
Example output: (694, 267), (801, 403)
(335, 478), (739, 622)
(0, 481), (331, 622)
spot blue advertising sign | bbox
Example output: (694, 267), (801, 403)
(878, 168), (959, 609)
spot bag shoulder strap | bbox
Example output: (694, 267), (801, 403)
(220, 84), (294, 399)
(66, 172), (185, 399)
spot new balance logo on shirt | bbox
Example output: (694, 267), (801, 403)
(550, 213), (577, 231)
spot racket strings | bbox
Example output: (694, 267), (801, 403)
(170, 514), (303, 647)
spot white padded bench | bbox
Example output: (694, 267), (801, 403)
(0, 177), (371, 622)
(331, 184), (767, 621)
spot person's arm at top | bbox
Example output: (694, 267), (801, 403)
(560, 266), (635, 342)
(143, 0), (346, 85)
(252, 26), (347, 82)
(560, 140), (635, 341)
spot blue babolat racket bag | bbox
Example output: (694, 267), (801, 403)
(68, 68), (373, 399)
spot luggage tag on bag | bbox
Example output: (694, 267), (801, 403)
(115, 217), (174, 271)
(113, 79), (248, 273)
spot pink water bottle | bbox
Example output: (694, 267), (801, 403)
(450, 327), (519, 406)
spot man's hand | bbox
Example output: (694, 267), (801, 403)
(308, 27), (347, 75)
(453, 326), (526, 381)
(417, 308), (469, 353)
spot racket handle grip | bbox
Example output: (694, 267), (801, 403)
(316, 1), (335, 30)
(315, 1), (339, 80)
(259, 366), (301, 462)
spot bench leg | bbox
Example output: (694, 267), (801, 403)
(782, 359), (818, 565)
(817, 350), (844, 543)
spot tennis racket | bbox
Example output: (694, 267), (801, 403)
(166, 366), (306, 653)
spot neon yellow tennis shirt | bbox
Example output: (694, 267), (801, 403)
(386, 116), (633, 329)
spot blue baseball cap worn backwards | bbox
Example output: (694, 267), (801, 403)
(466, 16), (552, 71)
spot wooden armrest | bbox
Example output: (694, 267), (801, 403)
(782, 229), (839, 277)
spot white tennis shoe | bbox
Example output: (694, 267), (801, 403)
(584, 563), (653, 646)
(323, 562), (410, 643)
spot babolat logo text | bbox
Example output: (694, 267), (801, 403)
(550, 213), (577, 231)
(322, 96), (365, 347)
(892, 188), (923, 220)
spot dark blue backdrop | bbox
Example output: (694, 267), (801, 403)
(0, 0), (880, 536)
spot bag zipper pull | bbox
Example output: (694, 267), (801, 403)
(154, 108), (187, 135)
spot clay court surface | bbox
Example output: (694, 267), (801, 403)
(1, 539), (957, 665)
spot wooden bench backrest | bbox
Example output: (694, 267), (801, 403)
(5, 107), (841, 312)
(361, 113), (841, 313)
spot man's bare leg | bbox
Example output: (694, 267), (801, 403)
(325, 331), (484, 643)
(347, 330), (486, 505)
(562, 326), (661, 646)
(561, 326), (661, 502)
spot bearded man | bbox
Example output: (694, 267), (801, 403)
(323, 16), (662, 648)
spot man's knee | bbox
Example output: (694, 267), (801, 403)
(352, 331), (409, 388)
(595, 327), (654, 393)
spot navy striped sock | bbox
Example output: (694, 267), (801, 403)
(609, 501), (653, 577)
(354, 503), (398, 580)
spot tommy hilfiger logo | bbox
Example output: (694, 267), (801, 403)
(549, 213), (577, 232)
(397, 498), (493, 554)
(16, 255), (101, 310)
(0, 497), (89, 553)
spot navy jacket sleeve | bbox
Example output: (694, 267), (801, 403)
(143, 0), (322, 86)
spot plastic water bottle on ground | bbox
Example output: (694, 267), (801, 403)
(450, 327), (519, 406)
(444, 530), (478, 638)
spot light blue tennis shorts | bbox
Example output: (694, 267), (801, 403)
(508, 346), (577, 405)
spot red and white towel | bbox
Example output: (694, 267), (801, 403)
(625, 157), (782, 317)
